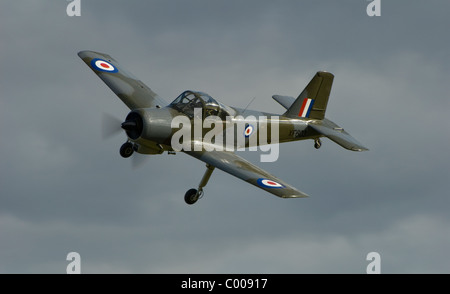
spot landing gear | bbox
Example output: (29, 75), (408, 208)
(184, 188), (203, 205)
(184, 164), (215, 205)
(314, 138), (322, 149)
(120, 142), (134, 158)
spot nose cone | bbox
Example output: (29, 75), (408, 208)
(122, 112), (143, 140)
(121, 120), (137, 131)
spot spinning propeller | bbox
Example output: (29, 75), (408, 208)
(101, 113), (147, 169)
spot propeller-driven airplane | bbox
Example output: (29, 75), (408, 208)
(78, 50), (368, 205)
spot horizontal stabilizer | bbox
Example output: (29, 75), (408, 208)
(309, 119), (369, 152)
(272, 95), (295, 110)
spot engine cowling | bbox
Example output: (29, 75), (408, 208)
(122, 108), (174, 144)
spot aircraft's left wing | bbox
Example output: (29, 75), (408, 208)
(78, 50), (166, 110)
(185, 148), (309, 198)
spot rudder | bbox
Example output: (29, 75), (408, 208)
(283, 71), (334, 120)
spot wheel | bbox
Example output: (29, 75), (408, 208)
(184, 188), (199, 205)
(120, 142), (134, 158)
(314, 139), (322, 149)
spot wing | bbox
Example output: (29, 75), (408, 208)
(78, 50), (166, 110)
(185, 148), (309, 198)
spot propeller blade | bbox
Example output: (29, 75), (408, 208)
(102, 113), (123, 139)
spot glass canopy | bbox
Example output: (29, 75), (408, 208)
(170, 90), (233, 118)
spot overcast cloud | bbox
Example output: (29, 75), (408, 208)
(0, 0), (449, 273)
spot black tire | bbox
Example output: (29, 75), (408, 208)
(184, 188), (198, 205)
(314, 139), (322, 149)
(120, 142), (134, 158)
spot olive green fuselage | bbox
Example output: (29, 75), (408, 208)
(128, 105), (320, 154)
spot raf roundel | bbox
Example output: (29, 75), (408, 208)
(257, 178), (284, 189)
(91, 58), (118, 73)
(244, 125), (254, 137)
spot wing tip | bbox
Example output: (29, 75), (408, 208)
(282, 193), (310, 199)
(77, 50), (113, 60)
(351, 146), (370, 152)
(77, 50), (93, 58)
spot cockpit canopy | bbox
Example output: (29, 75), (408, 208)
(170, 90), (233, 119)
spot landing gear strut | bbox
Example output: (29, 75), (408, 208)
(184, 164), (215, 205)
(314, 138), (322, 149)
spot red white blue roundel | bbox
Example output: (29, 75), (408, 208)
(257, 178), (284, 189)
(244, 124), (254, 137)
(91, 58), (118, 73)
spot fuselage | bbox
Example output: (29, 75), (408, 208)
(122, 90), (322, 155)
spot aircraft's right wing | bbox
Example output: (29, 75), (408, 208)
(185, 147), (309, 199)
(78, 50), (166, 110)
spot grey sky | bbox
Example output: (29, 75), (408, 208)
(0, 0), (449, 273)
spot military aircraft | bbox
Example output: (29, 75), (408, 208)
(78, 50), (368, 205)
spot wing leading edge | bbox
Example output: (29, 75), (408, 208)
(78, 50), (166, 110)
(185, 147), (309, 199)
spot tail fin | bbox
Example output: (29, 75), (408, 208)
(283, 71), (334, 120)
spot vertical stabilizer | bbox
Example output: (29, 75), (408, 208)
(283, 71), (334, 120)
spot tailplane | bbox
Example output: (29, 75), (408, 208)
(273, 71), (368, 152)
(309, 119), (369, 152)
(282, 71), (334, 120)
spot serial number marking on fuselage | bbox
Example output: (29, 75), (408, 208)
(290, 129), (307, 138)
